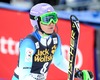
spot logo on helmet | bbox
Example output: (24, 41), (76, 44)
(47, 9), (51, 12)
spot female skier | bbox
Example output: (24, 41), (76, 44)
(12, 3), (93, 80)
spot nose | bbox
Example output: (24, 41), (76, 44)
(49, 21), (55, 25)
(49, 23), (55, 26)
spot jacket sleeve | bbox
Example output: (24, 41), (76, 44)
(15, 38), (36, 80)
(52, 35), (69, 73)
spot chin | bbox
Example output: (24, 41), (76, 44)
(46, 31), (53, 34)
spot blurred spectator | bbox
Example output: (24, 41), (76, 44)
(0, 0), (10, 3)
(66, 0), (93, 10)
(59, 0), (66, 4)
(32, 0), (60, 6)
(10, 0), (33, 9)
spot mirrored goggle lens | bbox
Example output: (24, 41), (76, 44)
(40, 12), (58, 25)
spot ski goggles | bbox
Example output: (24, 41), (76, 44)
(40, 12), (58, 25)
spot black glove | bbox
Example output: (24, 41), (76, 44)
(75, 68), (94, 80)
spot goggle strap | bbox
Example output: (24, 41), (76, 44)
(30, 14), (40, 20)
(30, 14), (35, 20)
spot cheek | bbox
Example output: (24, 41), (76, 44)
(41, 25), (47, 30)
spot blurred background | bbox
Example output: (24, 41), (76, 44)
(0, 0), (100, 80)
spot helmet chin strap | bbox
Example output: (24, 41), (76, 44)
(39, 29), (53, 35)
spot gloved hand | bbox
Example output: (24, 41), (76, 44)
(75, 68), (94, 80)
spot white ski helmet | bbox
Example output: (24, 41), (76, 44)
(30, 3), (56, 30)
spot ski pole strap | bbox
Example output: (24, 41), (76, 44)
(70, 15), (79, 22)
